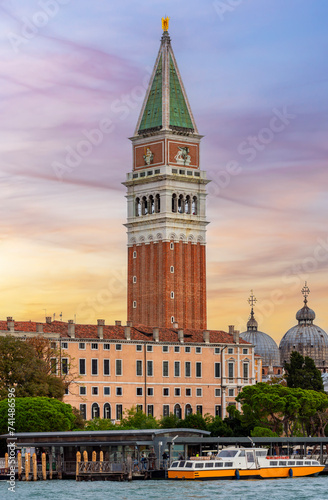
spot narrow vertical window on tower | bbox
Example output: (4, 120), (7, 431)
(178, 194), (184, 213)
(172, 193), (177, 212)
(149, 194), (155, 214)
(155, 193), (161, 213)
(135, 197), (141, 217)
(185, 195), (191, 214)
(142, 196), (148, 215)
(192, 196), (197, 215)
(170, 242), (174, 250)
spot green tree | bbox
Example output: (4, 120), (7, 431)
(207, 416), (233, 437)
(236, 383), (328, 437)
(119, 407), (159, 429)
(84, 418), (116, 431)
(0, 397), (83, 433)
(251, 427), (278, 437)
(284, 351), (324, 392)
(159, 412), (180, 429)
(179, 413), (208, 431)
(0, 336), (65, 400)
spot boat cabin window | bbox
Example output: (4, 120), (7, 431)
(305, 461), (311, 465)
(224, 462), (233, 467)
(171, 462), (179, 468)
(296, 461), (303, 466)
(195, 463), (204, 469)
(312, 461), (319, 465)
(238, 450), (245, 457)
(218, 450), (238, 458)
(255, 450), (267, 457)
(215, 462), (223, 467)
(178, 461), (186, 467)
(270, 461), (277, 466)
(279, 461), (287, 466)
(185, 462), (193, 468)
(205, 463), (213, 468)
(246, 452), (255, 463)
(288, 461), (295, 466)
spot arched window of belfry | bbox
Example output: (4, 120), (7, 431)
(149, 195), (155, 214)
(135, 197), (141, 217)
(178, 194), (184, 214)
(172, 194), (177, 213)
(185, 195), (191, 214)
(155, 193), (160, 213)
(142, 196), (148, 215)
(192, 196), (197, 215)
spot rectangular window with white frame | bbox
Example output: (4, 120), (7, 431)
(214, 362), (221, 378)
(174, 387), (181, 397)
(80, 386), (86, 396)
(147, 360), (153, 377)
(215, 388), (221, 397)
(79, 342), (85, 350)
(243, 363), (249, 380)
(163, 361), (169, 377)
(79, 358), (86, 376)
(61, 358), (69, 375)
(174, 361), (180, 377)
(196, 362), (202, 378)
(185, 361), (191, 377)
(196, 387), (202, 397)
(50, 358), (57, 375)
(228, 362), (234, 379)
(116, 359), (122, 376)
(103, 359), (110, 376)
(136, 387), (143, 396)
(136, 360), (143, 376)
(91, 359), (98, 376)
(163, 387), (169, 397)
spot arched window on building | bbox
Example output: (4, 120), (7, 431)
(185, 404), (192, 417)
(185, 195), (191, 214)
(149, 195), (155, 214)
(135, 197), (141, 217)
(178, 194), (184, 214)
(104, 403), (111, 419)
(142, 196), (148, 215)
(172, 194), (177, 213)
(192, 196), (197, 215)
(155, 193), (161, 213)
(91, 403), (100, 419)
(174, 403), (182, 419)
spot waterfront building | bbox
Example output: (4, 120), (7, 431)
(279, 282), (328, 371)
(0, 317), (261, 420)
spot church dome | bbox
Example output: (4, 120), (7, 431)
(240, 292), (280, 367)
(279, 283), (328, 369)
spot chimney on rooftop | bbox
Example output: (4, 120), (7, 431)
(68, 320), (75, 338)
(233, 330), (240, 344)
(178, 329), (184, 344)
(153, 327), (159, 342)
(46, 317), (52, 324)
(97, 319), (105, 339)
(7, 317), (14, 332)
(124, 325), (131, 341)
(115, 320), (121, 326)
(203, 330), (210, 344)
(126, 321), (133, 327)
(36, 323), (43, 334)
(173, 322), (178, 329)
(228, 325), (234, 335)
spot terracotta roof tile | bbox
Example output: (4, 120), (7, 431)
(0, 320), (251, 345)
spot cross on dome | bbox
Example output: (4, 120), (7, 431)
(248, 290), (257, 309)
(301, 281), (310, 305)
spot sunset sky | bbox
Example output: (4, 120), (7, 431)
(1, 0), (327, 344)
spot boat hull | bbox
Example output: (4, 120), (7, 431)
(168, 465), (324, 480)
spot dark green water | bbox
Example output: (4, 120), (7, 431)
(1, 477), (328, 499)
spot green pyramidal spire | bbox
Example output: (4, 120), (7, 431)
(135, 27), (197, 136)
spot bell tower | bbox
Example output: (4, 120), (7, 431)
(124, 19), (209, 329)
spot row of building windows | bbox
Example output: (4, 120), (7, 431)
(55, 358), (250, 379)
(78, 386), (231, 398)
(59, 341), (248, 356)
(80, 403), (223, 420)
(134, 194), (198, 217)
